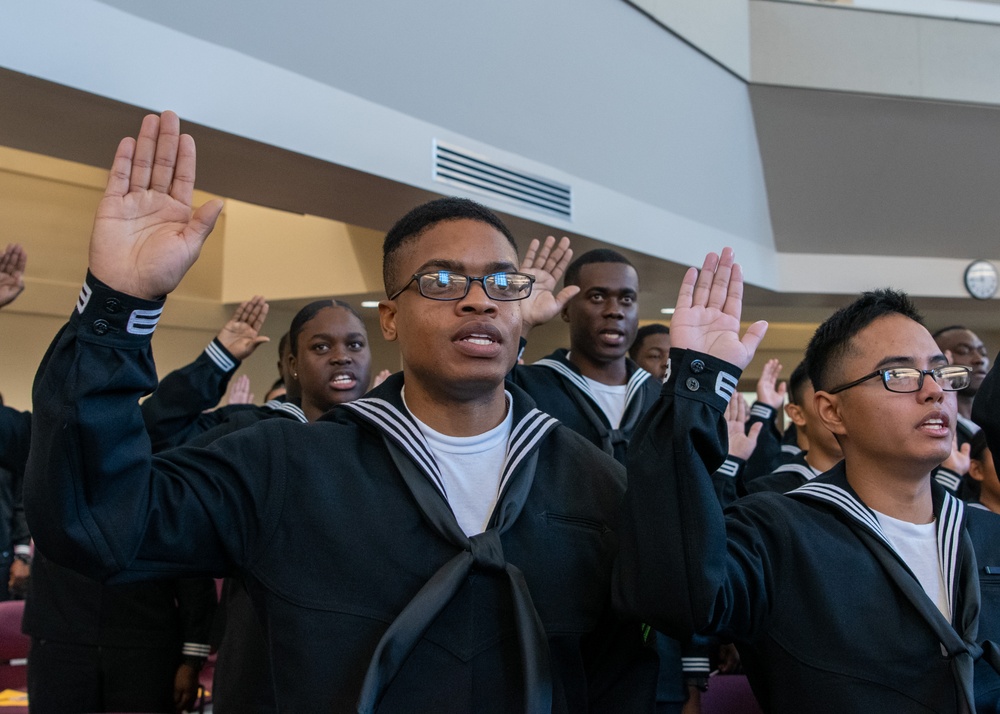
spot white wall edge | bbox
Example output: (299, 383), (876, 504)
(776, 252), (991, 297)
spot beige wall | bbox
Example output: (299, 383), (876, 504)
(0, 146), (403, 410)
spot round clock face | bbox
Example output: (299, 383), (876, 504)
(965, 260), (998, 300)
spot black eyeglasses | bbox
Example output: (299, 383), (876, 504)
(388, 271), (536, 302)
(827, 365), (972, 394)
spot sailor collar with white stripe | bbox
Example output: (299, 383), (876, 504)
(772, 461), (823, 482)
(532, 348), (652, 414)
(263, 399), (307, 423)
(789, 462), (966, 616)
(341, 373), (559, 502)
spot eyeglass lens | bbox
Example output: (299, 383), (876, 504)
(417, 272), (531, 300)
(883, 367), (970, 392)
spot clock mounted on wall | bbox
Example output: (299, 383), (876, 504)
(964, 260), (999, 300)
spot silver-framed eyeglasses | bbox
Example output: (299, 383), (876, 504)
(388, 271), (536, 302)
(827, 365), (972, 394)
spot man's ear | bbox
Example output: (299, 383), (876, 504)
(379, 300), (398, 342)
(969, 458), (986, 483)
(785, 403), (807, 428)
(814, 391), (847, 437)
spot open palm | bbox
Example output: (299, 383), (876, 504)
(518, 235), (580, 332)
(89, 112), (223, 300)
(0, 243), (26, 308)
(669, 249), (767, 371)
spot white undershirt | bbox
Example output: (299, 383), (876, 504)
(874, 510), (950, 620)
(404, 389), (514, 537)
(581, 375), (627, 429)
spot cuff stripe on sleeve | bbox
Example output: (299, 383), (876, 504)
(715, 372), (738, 401)
(77, 283), (93, 315)
(182, 643), (212, 658)
(205, 341), (237, 372)
(126, 307), (163, 336)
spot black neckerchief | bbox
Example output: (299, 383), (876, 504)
(338, 374), (560, 713)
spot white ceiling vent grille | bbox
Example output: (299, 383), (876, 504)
(433, 141), (572, 220)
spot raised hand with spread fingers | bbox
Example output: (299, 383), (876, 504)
(518, 235), (580, 336)
(0, 243), (27, 308)
(756, 358), (787, 410)
(89, 111), (223, 300)
(217, 295), (270, 361)
(669, 248), (767, 370)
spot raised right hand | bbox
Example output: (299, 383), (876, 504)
(756, 358), (787, 409)
(0, 243), (26, 308)
(669, 248), (768, 371)
(518, 235), (580, 334)
(217, 295), (270, 360)
(89, 111), (223, 300)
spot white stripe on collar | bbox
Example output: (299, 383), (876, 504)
(792, 481), (965, 617)
(791, 482), (891, 549)
(344, 396), (559, 505)
(263, 400), (307, 423)
(773, 462), (821, 481)
(937, 494), (964, 617)
(499, 409), (559, 496)
(534, 357), (650, 413)
(344, 398), (447, 496)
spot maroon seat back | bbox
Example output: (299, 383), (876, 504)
(701, 674), (764, 714)
(0, 599), (30, 690)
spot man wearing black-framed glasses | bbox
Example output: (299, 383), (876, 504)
(619, 274), (1000, 713)
(933, 326), (991, 500)
(25, 113), (658, 713)
(934, 326), (991, 423)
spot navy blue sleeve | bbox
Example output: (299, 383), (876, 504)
(25, 275), (285, 583)
(615, 348), (773, 642)
(742, 402), (781, 484)
(141, 338), (240, 451)
(0, 405), (31, 474)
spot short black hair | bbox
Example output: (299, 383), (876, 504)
(629, 323), (670, 360)
(277, 332), (291, 360)
(382, 197), (518, 297)
(932, 325), (968, 340)
(787, 360), (811, 406)
(970, 429), (989, 462)
(563, 249), (634, 288)
(805, 289), (923, 392)
(289, 300), (365, 357)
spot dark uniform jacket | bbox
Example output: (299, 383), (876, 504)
(140, 338), (251, 451)
(509, 347), (658, 464)
(743, 451), (824, 496)
(25, 276), (655, 713)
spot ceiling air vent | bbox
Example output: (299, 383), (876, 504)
(433, 141), (572, 220)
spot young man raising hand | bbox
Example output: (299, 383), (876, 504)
(618, 250), (1000, 712)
